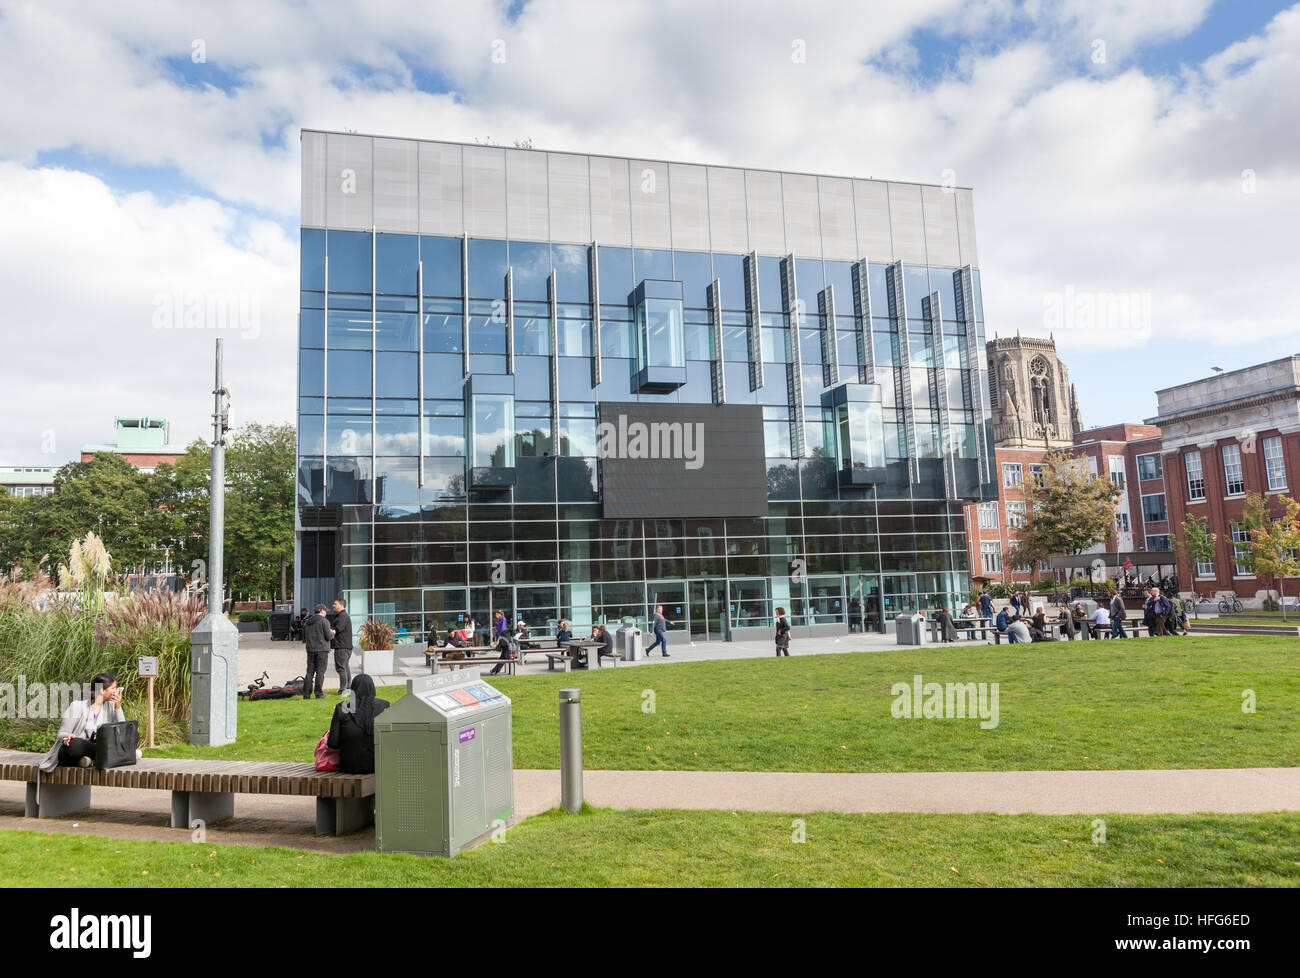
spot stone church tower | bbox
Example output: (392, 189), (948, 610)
(987, 333), (1081, 448)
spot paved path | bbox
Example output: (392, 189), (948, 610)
(513, 767), (1300, 816)
(4, 767), (1297, 854)
(236, 629), (960, 687)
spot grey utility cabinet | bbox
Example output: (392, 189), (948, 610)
(375, 669), (514, 857)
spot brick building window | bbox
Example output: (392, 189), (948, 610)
(1002, 462), (1022, 488)
(1185, 452), (1205, 501)
(1263, 436), (1286, 491)
(980, 542), (1002, 574)
(1141, 493), (1167, 522)
(977, 501), (999, 529)
(1222, 444), (1244, 496)
(1137, 453), (1162, 481)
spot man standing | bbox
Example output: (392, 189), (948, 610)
(302, 604), (334, 700)
(1144, 587), (1168, 636)
(1109, 591), (1128, 639)
(330, 597), (353, 694)
(645, 605), (670, 657)
(978, 592), (994, 630)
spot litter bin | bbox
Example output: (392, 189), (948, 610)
(616, 623), (643, 661)
(374, 669), (514, 857)
(269, 611), (292, 641)
(895, 612), (926, 645)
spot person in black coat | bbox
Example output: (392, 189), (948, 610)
(302, 605), (334, 699)
(327, 674), (389, 774)
(329, 598), (354, 695)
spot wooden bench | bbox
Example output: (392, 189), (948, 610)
(423, 645), (492, 672)
(517, 638), (559, 664)
(927, 619), (997, 642)
(0, 749), (374, 836)
(430, 656), (517, 676)
(545, 652), (573, 672)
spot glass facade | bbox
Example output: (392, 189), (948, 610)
(297, 135), (994, 638)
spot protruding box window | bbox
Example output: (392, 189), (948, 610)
(633, 279), (687, 392)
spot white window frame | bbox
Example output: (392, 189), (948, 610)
(1196, 558), (1215, 578)
(1185, 451), (1205, 501)
(1005, 501), (1027, 529)
(1263, 436), (1286, 491)
(1230, 522), (1252, 576)
(1115, 512), (1130, 533)
(1029, 463), (1045, 488)
(1222, 444), (1244, 496)
(1137, 453), (1162, 482)
(980, 541), (1003, 574)
(1002, 462), (1023, 488)
(1141, 492), (1167, 523)
(1108, 455), (1126, 488)
(977, 501), (999, 530)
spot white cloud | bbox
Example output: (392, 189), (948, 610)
(0, 0), (1297, 452)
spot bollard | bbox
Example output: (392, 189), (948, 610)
(559, 687), (582, 813)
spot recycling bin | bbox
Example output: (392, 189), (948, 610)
(374, 669), (514, 857)
(617, 623), (643, 661)
(895, 613), (926, 645)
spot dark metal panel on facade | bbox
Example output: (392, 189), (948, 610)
(708, 279), (725, 404)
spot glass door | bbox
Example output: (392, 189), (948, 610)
(846, 575), (883, 633)
(688, 579), (728, 641)
(728, 577), (771, 630)
(647, 579), (687, 633)
(881, 574), (918, 622)
(470, 586), (515, 644)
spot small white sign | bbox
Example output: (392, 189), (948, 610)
(138, 657), (159, 678)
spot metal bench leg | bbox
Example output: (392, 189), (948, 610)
(170, 790), (235, 829)
(316, 795), (373, 836)
(26, 781), (91, 819)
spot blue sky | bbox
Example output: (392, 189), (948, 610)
(0, 0), (1296, 460)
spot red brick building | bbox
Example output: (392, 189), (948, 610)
(80, 417), (188, 473)
(1147, 356), (1300, 604)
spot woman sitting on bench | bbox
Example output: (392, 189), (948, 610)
(39, 672), (127, 772)
(327, 674), (390, 774)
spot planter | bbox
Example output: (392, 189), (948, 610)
(349, 648), (394, 676)
(235, 621), (264, 633)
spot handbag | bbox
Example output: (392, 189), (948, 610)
(314, 731), (340, 772)
(94, 721), (139, 770)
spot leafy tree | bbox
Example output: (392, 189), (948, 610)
(1247, 495), (1300, 621)
(224, 422), (295, 600)
(1172, 514), (1216, 601)
(1007, 451), (1122, 573)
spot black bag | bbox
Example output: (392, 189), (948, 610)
(94, 721), (139, 770)
(247, 676), (305, 701)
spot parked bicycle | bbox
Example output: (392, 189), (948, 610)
(1218, 594), (1244, 614)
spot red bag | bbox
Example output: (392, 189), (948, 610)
(314, 732), (340, 771)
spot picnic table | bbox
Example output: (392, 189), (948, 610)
(423, 643), (493, 671)
(517, 635), (560, 665)
(562, 638), (617, 670)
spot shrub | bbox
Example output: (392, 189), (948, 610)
(359, 618), (395, 651)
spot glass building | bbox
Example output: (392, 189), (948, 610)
(297, 131), (996, 641)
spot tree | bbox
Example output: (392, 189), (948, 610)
(1172, 514), (1216, 603)
(1007, 451), (1122, 574)
(224, 422), (296, 601)
(1247, 495), (1300, 620)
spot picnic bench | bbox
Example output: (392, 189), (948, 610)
(430, 655), (517, 676)
(517, 636), (559, 665)
(424, 644), (492, 671)
(0, 749), (374, 836)
(565, 639), (619, 669)
(927, 618), (997, 642)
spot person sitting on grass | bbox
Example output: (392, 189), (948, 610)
(39, 672), (127, 772)
(327, 674), (390, 774)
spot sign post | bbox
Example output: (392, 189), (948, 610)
(138, 656), (159, 748)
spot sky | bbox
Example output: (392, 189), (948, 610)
(1, 0), (1297, 464)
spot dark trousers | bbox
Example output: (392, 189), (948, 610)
(304, 651), (328, 698)
(333, 647), (352, 690)
(775, 642), (789, 657)
(57, 737), (96, 766)
(646, 628), (667, 655)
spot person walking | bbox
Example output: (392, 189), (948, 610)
(774, 606), (791, 656)
(1144, 587), (1168, 637)
(935, 607), (957, 643)
(330, 597), (353, 694)
(1109, 591), (1128, 639)
(302, 604), (334, 699)
(645, 605), (670, 657)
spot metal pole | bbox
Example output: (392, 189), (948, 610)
(559, 688), (582, 813)
(210, 338), (225, 616)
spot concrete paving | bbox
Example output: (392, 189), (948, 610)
(4, 766), (1297, 855)
(236, 627), (970, 688)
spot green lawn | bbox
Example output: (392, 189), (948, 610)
(3, 810), (1297, 887)
(149, 636), (1300, 773)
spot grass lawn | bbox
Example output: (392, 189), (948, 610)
(147, 636), (1300, 773)
(2, 811), (1297, 887)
